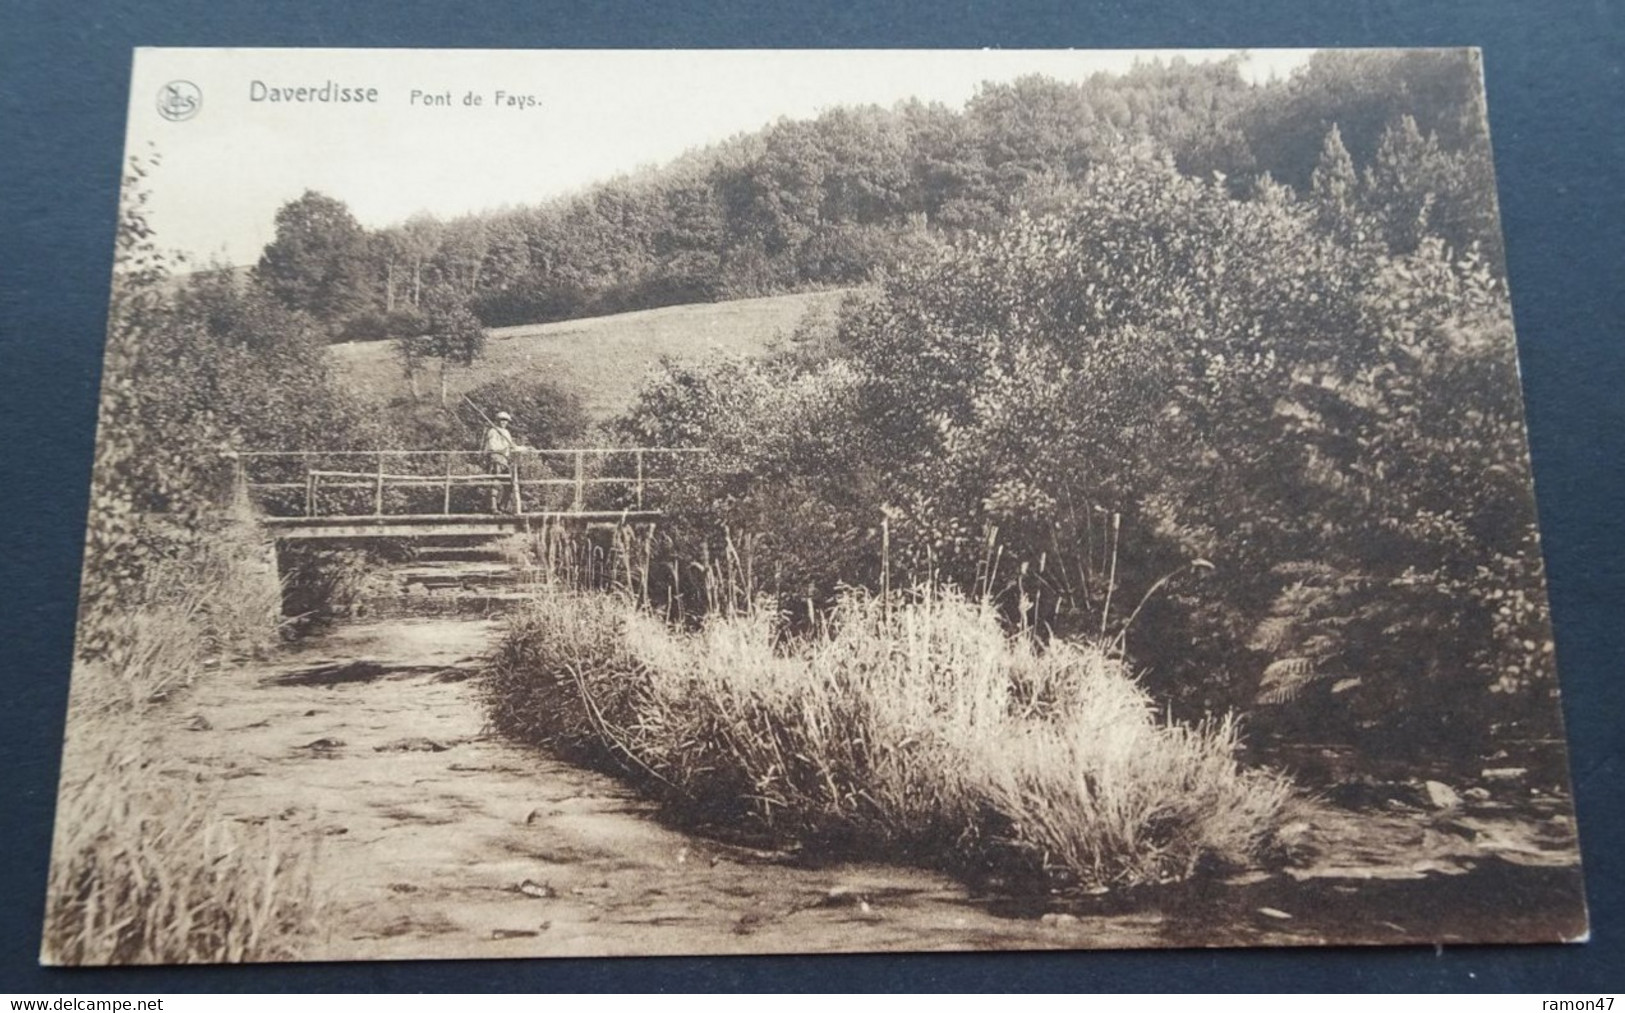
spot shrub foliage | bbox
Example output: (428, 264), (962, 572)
(616, 144), (1552, 751)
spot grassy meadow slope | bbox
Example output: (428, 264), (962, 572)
(330, 290), (853, 426)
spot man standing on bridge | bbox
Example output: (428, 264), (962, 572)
(484, 410), (523, 513)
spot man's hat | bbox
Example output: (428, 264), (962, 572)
(495, 411), (512, 421)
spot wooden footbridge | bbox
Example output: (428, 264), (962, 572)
(231, 448), (704, 540)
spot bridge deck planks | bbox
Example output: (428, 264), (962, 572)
(262, 511), (661, 540)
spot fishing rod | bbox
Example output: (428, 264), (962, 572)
(462, 394), (498, 430)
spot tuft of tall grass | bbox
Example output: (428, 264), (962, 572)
(75, 520), (283, 715)
(276, 543), (395, 625)
(42, 730), (319, 965)
(46, 516), (321, 965)
(487, 583), (1297, 893)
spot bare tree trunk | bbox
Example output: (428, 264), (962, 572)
(439, 360), (449, 407)
(385, 263), (396, 312)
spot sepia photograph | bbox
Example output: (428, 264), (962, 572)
(44, 46), (1587, 965)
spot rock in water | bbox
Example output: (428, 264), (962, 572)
(373, 736), (450, 752)
(1425, 780), (1463, 809)
(517, 879), (557, 899)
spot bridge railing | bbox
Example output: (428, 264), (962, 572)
(230, 448), (707, 519)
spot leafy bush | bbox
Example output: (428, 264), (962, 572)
(374, 372), (590, 471)
(615, 353), (883, 603)
(276, 543), (381, 624)
(461, 374), (589, 448)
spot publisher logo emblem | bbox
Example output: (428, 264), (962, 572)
(157, 81), (202, 121)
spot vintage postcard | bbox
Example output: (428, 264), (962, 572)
(45, 47), (1586, 964)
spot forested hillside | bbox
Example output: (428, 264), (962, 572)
(249, 50), (1501, 345)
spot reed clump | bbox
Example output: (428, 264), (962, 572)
(487, 583), (1297, 893)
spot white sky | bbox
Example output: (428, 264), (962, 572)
(126, 48), (1316, 267)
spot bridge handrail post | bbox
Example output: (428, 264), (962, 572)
(374, 453), (385, 517)
(443, 452), (453, 516)
(635, 449), (645, 510)
(573, 450), (585, 512)
(305, 469), (316, 517)
(511, 455), (525, 516)
(225, 452), (251, 517)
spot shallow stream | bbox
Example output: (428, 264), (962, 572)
(159, 547), (1586, 958)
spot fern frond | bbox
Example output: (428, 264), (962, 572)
(1247, 615), (1293, 652)
(1256, 656), (1321, 705)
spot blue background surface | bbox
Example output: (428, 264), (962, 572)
(1, 0), (1619, 992)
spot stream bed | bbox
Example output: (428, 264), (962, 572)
(158, 549), (1587, 959)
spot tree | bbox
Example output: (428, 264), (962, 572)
(1234, 49), (1486, 192)
(407, 284), (487, 405)
(400, 213), (443, 307)
(317, 51), (1505, 334)
(369, 229), (412, 312)
(83, 161), (211, 625)
(1362, 114), (1501, 266)
(434, 217), (493, 296)
(1309, 124), (1362, 242)
(479, 216), (532, 292)
(254, 191), (373, 326)
(1363, 115), (1438, 254)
